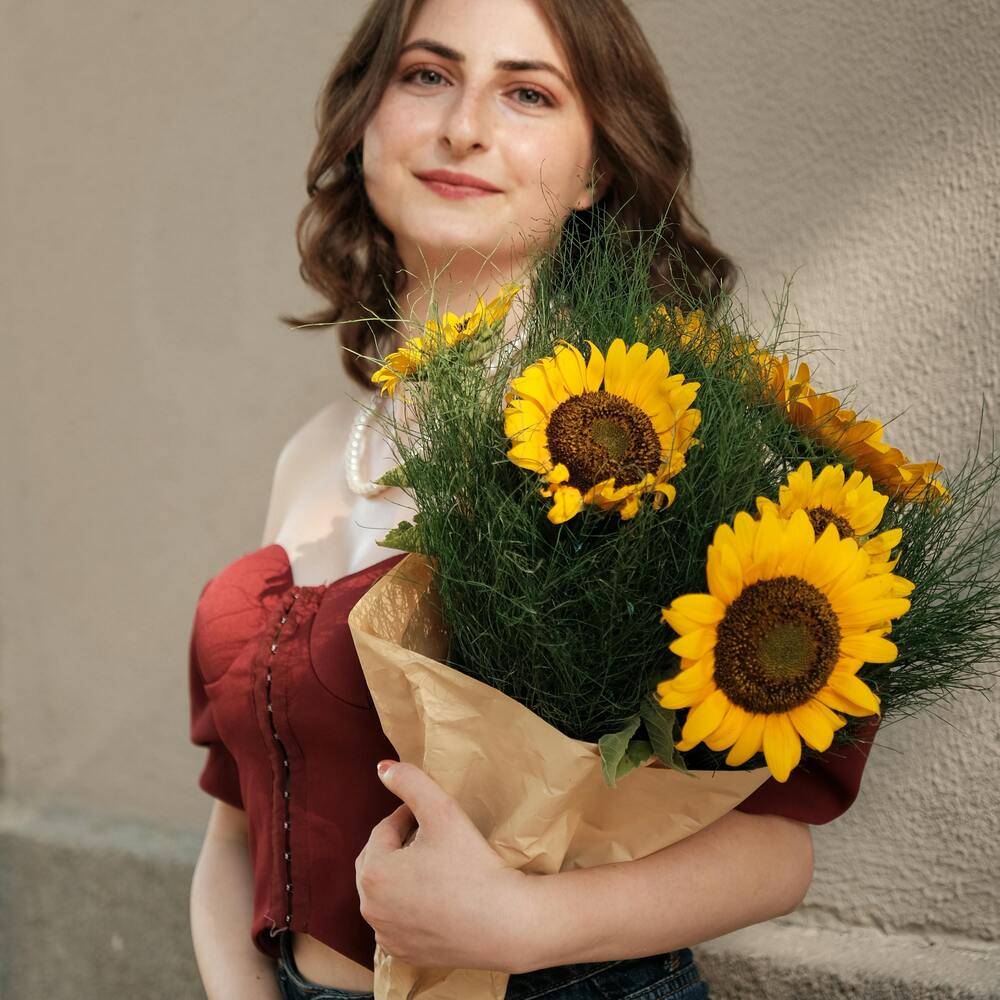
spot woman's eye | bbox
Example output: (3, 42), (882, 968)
(400, 67), (553, 108)
(513, 87), (553, 108)
(402, 67), (446, 87)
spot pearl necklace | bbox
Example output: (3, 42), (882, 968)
(346, 392), (393, 497)
(349, 287), (524, 497)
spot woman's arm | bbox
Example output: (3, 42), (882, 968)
(190, 800), (282, 1000)
(360, 762), (813, 975)
(512, 809), (814, 974)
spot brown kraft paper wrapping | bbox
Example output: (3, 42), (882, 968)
(348, 552), (772, 1000)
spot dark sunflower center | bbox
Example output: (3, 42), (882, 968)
(713, 576), (841, 713)
(806, 505), (855, 541)
(546, 390), (661, 489)
(589, 418), (630, 461)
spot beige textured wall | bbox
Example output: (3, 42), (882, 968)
(3, 0), (997, 975)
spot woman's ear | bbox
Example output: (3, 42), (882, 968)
(575, 161), (611, 211)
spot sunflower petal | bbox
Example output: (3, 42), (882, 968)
(704, 703), (750, 750)
(603, 338), (629, 395)
(669, 627), (717, 660)
(839, 632), (898, 663)
(815, 686), (875, 717)
(507, 442), (549, 472)
(631, 349), (671, 410)
(657, 677), (714, 709)
(511, 369), (559, 413)
(545, 463), (570, 484)
(825, 671), (881, 714)
(670, 593), (726, 625)
(618, 342), (651, 404)
(552, 342), (587, 396)
(835, 598), (910, 631)
(776, 508), (815, 577)
(539, 356), (573, 404)
(503, 402), (546, 440)
(762, 714), (802, 782)
(788, 700), (838, 752)
(725, 712), (766, 766)
(707, 543), (743, 605)
(680, 688), (731, 745)
(751, 508), (783, 580)
(801, 523), (851, 590)
(545, 485), (583, 524)
(828, 574), (896, 613)
(668, 657), (716, 692)
(660, 607), (701, 635)
(582, 340), (605, 391)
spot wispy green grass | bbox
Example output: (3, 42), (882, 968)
(363, 207), (1000, 776)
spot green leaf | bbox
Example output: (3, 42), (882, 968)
(598, 714), (641, 788)
(376, 518), (424, 553)
(640, 692), (691, 775)
(376, 463), (411, 489)
(625, 739), (653, 769)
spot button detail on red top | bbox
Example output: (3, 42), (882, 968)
(264, 591), (299, 930)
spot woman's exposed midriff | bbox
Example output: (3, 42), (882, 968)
(292, 931), (376, 993)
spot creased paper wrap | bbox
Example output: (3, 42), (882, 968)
(348, 553), (772, 1000)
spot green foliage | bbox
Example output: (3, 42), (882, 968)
(859, 434), (1000, 718)
(598, 714), (642, 787)
(366, 206), (1000, 778)
(376, 462), (412, 490)
(639, 693), (690, 775)
(376, 515), (426, 554)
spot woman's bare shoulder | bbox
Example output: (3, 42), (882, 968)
(261, 396), (354, 545)
(281, 397), (353, 466)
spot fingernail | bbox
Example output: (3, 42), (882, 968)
(376, 760), (395, 780)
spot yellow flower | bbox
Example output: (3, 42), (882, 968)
(371, 283), (522, 397)
(760, 353), (949, 504)
(757, 461), (904, 577)
(655, 507), (913, 782)
(426, 282), (522, 347)
(370, 336), (431, 397)
(658, 304), (716, 353)
(503, 338), (701, 524)
(642, 304), (763, 375)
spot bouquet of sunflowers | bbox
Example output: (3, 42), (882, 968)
(346, 214), (1000, 1000)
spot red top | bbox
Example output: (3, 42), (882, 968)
(188, 543), (879, 968)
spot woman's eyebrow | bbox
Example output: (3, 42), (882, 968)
(399, 38), (574, 92)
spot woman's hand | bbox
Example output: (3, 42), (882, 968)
(355, 761), (529, 973)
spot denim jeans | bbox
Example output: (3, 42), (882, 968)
(274, 930), (710, 1000)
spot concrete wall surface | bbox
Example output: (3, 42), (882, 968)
(2, 0), (997, 997)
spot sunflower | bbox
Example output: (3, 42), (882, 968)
(655, 507), (913, 782)
(503, 338), (701, 524)
(651, 305), (718, 358)
(641, 304), (763, 377)
(760, 353), (948, 504)
(425, 281), (523, 347)
(371, 283), (522, 397)
(370, 337), (429, 397)
(757, 461), (906, 579)
(758, 351), (812, 411)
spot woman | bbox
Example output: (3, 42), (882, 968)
(189, 1), (823, 998)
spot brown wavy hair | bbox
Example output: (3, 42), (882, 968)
(279, 0), (737, 392)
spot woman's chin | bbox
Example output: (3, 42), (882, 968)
(403, 224), (514, 260)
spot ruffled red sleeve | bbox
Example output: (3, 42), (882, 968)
(734, 715), (880, 824)
(188, 581), (245, 810)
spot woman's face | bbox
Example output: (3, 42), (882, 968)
(362, 0), (601, 277)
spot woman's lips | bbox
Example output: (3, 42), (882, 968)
(418, 177), (502, 199)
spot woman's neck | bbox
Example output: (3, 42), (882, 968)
(393, 271), (534, 350)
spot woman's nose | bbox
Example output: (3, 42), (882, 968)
(439, 84), (492, 154)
